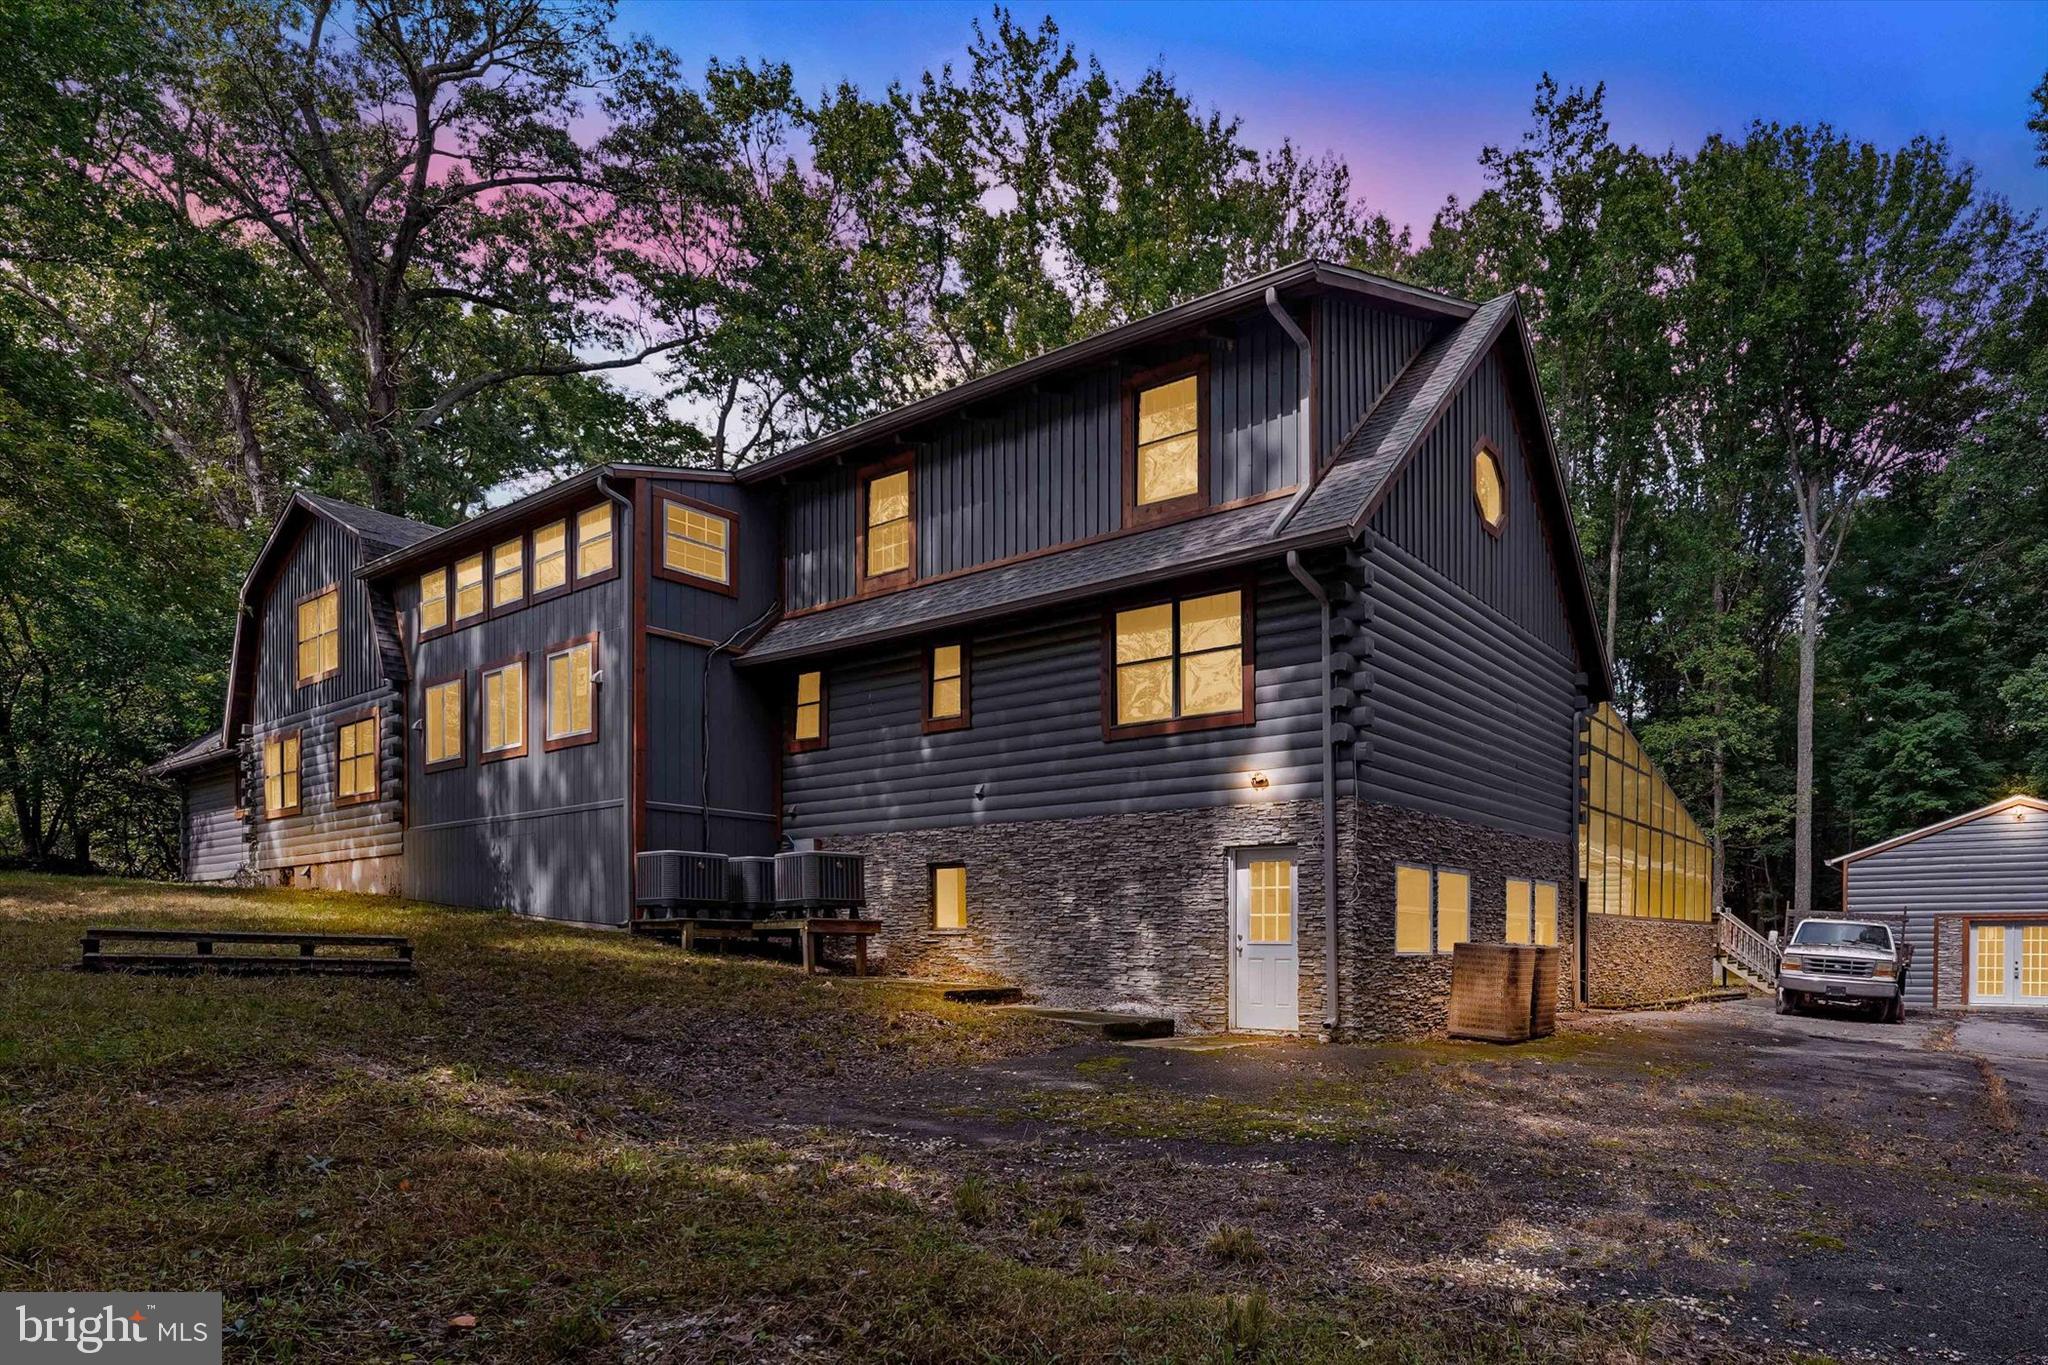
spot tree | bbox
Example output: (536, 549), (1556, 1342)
(6, 0), (716, 518)
(1675, 123), (2023, 920)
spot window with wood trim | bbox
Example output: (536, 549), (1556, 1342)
(1125, 359), (1207, 525)
(424, 677), (464, 768)
(481, 659), (527, 759)
(1108, 588), (1248, 736)
(1436, 870), (1470, 952)
(925, 643), (968, 731)
(454, 553), (486, 623)
(860, 458), (914, 587)
(660, 496), (734, 589)
(933, 864), (967, 930)
(419, 568), (449, 636)
(790, 669), (825, 750)
(262, 730), (301, 815)
(336, 716), (377, 803)
(295, 587), (339, 684)
(1395, 864), (1432, 954)
(545, 637), (597, 747)
(491, 536), (525, 610)
(532, 520), (568, 596)
(575, 505), (614, 580)
(1473, 441), (1507, 536)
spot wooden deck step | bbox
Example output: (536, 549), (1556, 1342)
(79, 926), (414, 977)
(942, 986), (1025, 1005)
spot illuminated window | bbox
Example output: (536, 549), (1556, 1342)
(424, 677), (464, 767)
(1976, 925), (2007, 999)
(1534, 881), (1559, 947)
(546, 639), (596, 743)
(532, 520), (568, 594)
(454, 553), (485, 622)
(419, 569), (448, 634)
(933, 864), (967, 930)
(1247, 858), (1293, 944)
(662, 498), (732, 586)
(1473, 442), (1507, 534)
(1579, 702), (1712, 924)
(1506, 878), (1533, 945)
(926, 643), (967, 728)
(336, 716), (377, 802)
(575, 505), (613, 580)
(490, 537), (524, 609)
(295, 587), (339, 684)
(1111, 589), (1245, 731)
(262, 731), (301, 815)
(1133, 371), (1201, 509)
(791, 670), (824, 748)
(864, 464), (912, 582)
(481, 660), (526, 757)
(1436, 870), (1470, 952)
(1395, 864), (1432, 954)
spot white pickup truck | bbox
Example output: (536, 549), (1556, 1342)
(1776, 918), (1911, 1023)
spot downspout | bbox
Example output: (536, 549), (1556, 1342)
(1287, 551), (1340, 1035)
(598, 475), (634, 918)
(1270, 287), (1338, 1035)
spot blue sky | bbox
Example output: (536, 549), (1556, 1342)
(617, 0), (2048, 234)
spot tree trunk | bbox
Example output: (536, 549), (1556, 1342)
(1793, 485), (1822, 927)
(1709, 572), (1727, 919)
(1603, 496), (1630, 665)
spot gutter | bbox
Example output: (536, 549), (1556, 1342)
(597, 474), (635, 919)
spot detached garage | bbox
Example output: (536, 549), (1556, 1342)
(1833, 795), (2048, 1012)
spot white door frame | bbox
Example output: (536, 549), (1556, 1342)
(1970, 921), (2048, 1009)
(1227, 845), (1300, 1033)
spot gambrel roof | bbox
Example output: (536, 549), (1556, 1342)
(743, 287), (1613, 700)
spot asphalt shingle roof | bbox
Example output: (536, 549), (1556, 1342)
(299, 492), (442, 553)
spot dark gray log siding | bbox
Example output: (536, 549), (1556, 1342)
(780, 312), (1312, 611)
(245, 684), (406, 879)
(182, 765), (247, 882)
(1368, 347), (1577, 661)
(643, 479), (781, 856)
(400, 570), (628, 924)
(1318, 297), (1439, 458)
(1844, 814), (2048, 1009)
(252, 516), (387, 725)
(782, 568), (1325, 836)
(1355, 532), (1581, 842)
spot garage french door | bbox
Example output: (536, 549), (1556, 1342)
(1971, 923), (2048, 1007)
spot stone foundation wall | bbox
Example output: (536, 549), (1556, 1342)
(287, 854), (403, 897)
(820, 800), (1333, 1033)
(1583, 914), (1714, 1005)
(1338, 800), (1577, 1039)
(1933, 918), (1966, 1010)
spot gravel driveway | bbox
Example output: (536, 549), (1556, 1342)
(795, 996), (2048, 1363)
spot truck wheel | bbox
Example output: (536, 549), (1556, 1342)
(1885, 994), (1904, 1024)
(1776, 989), (1797, 1016)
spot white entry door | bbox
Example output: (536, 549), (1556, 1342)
(1972, 923), (2048, 1008)
(1230, 849), (1299, 1031)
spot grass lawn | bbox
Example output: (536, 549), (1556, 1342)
(3, 875), (2011, 1363)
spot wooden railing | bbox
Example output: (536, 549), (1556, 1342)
(1715, 909), (1779, 987)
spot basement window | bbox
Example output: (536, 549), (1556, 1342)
(933, 864), (968, 931)
(1395, 864), (1470, 955)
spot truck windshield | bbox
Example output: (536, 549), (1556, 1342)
(1791, 921), (1891, 951)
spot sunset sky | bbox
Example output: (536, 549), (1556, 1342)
(619, 0), (2048, 234)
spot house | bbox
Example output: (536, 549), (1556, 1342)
(152, 259), (1717, 1037)
(1831, 795), (2048, 1012)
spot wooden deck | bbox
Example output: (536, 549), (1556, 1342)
(630, 912), (881, 975)
(80, 926), (415, 976)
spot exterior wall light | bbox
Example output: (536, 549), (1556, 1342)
(1249, 771), (1271, 791)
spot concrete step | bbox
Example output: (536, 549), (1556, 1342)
(942, 985), (1025, 1005)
